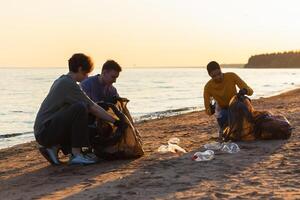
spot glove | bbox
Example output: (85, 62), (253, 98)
(113, 119), (122, 127)
(237, 88), (247, 97)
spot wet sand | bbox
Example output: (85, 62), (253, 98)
(0, 88), (299, 199)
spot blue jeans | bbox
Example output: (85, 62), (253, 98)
(216, 108), (229, 132)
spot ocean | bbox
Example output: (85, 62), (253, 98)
(0, 67), (299, 149)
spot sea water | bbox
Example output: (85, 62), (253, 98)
(0, 67), (299, 149)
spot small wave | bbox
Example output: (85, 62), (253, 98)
(10, 110), (33, 114)
(0, 131), (33, 139)
(135, 107), (199, 122)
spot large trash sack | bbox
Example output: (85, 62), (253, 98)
(90, 98), (144, 160)
(223, 95), (292, 141)
(252, 112), (292, 140)
(223, 95), (255, 141)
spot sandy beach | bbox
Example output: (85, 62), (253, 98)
(0, 88), (299, 199)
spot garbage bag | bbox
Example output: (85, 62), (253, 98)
(223, 95), (256, 141)
(252, 112), (292, 140)
(223, 95), (292, 141)
(90, 98), (144, 160)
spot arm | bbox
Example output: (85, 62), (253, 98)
(66, 81), (116, 123)
(89, 103), (116, 123)
(233, 73), (253, 96)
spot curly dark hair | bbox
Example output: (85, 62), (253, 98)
(68, 53), (94, 73)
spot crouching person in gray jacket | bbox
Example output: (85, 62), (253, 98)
(34, 53), (122, 165)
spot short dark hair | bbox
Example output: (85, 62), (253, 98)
(68, 53), (94, 73)
(207, 61), (221, 74)
(101, 60), (122, 73)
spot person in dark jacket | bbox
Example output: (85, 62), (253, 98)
(34, 54), (122, 165)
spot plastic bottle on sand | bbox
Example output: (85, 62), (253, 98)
(168, 137), (180, 145)
(157, 145), (170, 153)
(157, 144), (186, 154)
(221, 143), (240, 153)
(192, 150), (214, 161)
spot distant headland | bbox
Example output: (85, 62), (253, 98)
(244, 51), (300, 68)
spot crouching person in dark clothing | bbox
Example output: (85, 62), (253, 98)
(34, 53), (121, 165)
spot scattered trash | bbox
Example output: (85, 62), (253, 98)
(158, 138), (239, 159)
(158, 137), (186, 154)
(192, 150), (214, 161)
(204, 142), (223, 150)
(158, 144), (186, 154)
(169, 144), (186, 153)
(221, 142), (240, 153)
(168, 137), (180, 145)
(203, 142), (240, 154)
(157, 145), (170, 153)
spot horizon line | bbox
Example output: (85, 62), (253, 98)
(0, 63), (246, 69)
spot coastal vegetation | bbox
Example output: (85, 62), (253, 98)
(244, 51), (300, 68)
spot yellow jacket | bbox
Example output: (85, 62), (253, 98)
(203, 72), (253, 115)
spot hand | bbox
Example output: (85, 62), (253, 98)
(237, 88), (247, 97)
(113, 119), (122, 127)
(113, 119), (128, 131)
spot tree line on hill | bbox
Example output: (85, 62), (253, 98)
(244, 51), (300, 68)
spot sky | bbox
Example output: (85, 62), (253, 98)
(0, 0), (300, 67)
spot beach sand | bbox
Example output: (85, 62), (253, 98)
(0, 88), (299, 199)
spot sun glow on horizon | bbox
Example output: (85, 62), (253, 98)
(0, 0), (300, 68)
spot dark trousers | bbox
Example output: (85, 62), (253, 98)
(35, 102), (89, 153)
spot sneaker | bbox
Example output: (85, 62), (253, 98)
(39, 146), (60, 165)
(84, 152), (99, 162)
(69, 154), (97, 165)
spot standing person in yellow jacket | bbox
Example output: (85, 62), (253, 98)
(203, 61), (254, 137)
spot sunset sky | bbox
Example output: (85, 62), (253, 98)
(0, 0), (299, 67)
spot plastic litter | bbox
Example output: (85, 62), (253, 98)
(158, 144), (186, 154)
(168, 137), (180, 145)
(158, 137), (186, 154)
(169, 144), (187, 153)
(192, 150), (214, 161)
(203, 142), (240, 154)
(204, 142), (223, 150)
(157, 145), (170, 153)
(221, 142), (240, 153)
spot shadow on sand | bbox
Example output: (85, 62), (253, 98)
(0, 139), (287, 199)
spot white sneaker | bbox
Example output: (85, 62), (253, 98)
(39, 146), (60, 165)
(69, 154), (97, 165)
